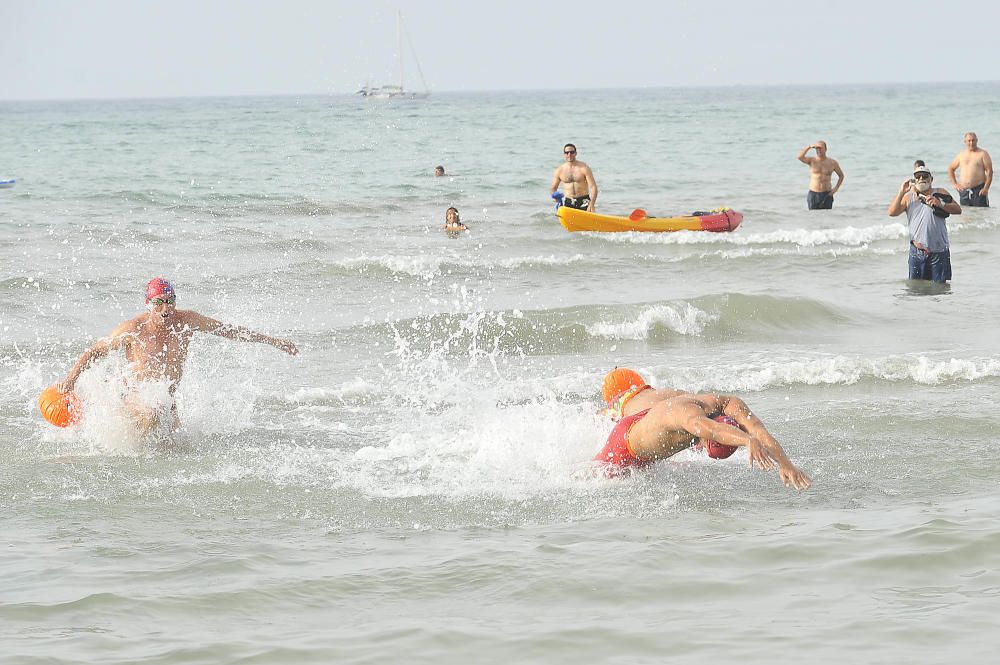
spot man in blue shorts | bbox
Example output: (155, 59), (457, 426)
(888, 164), (962, 283)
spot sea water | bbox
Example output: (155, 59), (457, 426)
(2, 84), (1000, 663)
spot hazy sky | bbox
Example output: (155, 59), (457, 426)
(2, 0), (999, 100)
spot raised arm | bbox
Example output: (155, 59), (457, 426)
(186, 312), (298, 355)
(888, 179), (913, 217)
(797, 145), (814, 165)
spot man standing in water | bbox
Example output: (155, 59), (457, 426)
(888, 164), (961, 283)
(797, 140), (845, 210)
(947, 132), (992, 207)
(58, 277), (298, 435)
(594, 368), (811, 490)
(550, 143), (598, 212)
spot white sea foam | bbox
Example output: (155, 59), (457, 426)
(667, 354), (1000, 392)
(587, 303), (716, 339)
(337, 253), (588, 279)
(594, 223), (906, 247)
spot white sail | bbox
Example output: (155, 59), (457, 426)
(358, 11), (430, 99)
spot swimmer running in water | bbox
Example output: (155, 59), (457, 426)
(58, 277), (298, 436)
(594, 368), (811, 490)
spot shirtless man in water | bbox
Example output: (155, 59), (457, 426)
(947, 132), (992, 207)
(797, 140), (845, 210)
(594, 368), (811, 490)
(58, 277), (298, 435)
(549, 143), (598, 212)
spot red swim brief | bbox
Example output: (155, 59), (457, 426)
(593, 408), (652, 470)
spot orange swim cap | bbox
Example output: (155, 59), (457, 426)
(601, 368), (646, 406)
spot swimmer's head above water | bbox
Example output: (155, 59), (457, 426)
(145, 277), (177, 322)
(444, 206), (468, 232)
(145, 277), (175, 304)
(601, 367), (647, 406)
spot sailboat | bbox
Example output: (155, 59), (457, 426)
(357, 11), (430, 99)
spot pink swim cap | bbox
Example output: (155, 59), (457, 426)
(145, 277), (175, 303)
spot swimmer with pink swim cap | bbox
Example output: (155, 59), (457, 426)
(55, 277), (299, 436)
(145, 277), (175, 304)
(592, 368), (811, 490)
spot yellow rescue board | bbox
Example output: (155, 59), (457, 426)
(557, 206), (743, 233)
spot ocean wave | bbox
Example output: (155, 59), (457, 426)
(591, 223), (906, 247)
(83, 189), (410, 219)
(587, 303), (715, 339)
(322, 253), (589, 279)
(347, 294), (848, 355)
(668, 354), (1000, 392)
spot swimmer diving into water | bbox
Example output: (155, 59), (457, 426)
(594, 368), (811, 490)
(58, 277), (298, 436)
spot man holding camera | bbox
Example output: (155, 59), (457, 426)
(888, 164), (962, 283)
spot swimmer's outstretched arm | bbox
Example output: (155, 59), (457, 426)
(717, 395), (811, 490)
(679, 406), (775, 471)
(186, 312), (298, 356)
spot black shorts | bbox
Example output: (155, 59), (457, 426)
(807, 190), (834, 210)
(959, 183), (989, 208)
(563, 196), (591, 210)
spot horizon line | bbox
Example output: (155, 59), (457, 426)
(2, 78), (997, 104)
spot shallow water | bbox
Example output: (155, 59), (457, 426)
(2, 84), (1000, 663)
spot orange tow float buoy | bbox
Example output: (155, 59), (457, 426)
(37, 385), (82, 427)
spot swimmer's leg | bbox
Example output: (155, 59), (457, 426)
(123, 397), (178, 437)
(169, 402), (181, 433)
(123, 398), (159, 437)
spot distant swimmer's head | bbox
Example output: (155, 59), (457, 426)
(444, 206), (467, 233)
(601, 367), (646, 406)
(434, 165), (445, 177)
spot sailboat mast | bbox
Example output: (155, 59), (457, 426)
(397, 11), (404, 92)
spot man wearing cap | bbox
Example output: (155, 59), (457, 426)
(947, 132), (992, 207)
(888, 164), (962, 283)
(797, 140), (845, 210)
(58, 277), (298, 436)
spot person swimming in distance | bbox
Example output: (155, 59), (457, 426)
(58, 277), (298, 436)
(434, 165), (446, 177)
(444, 206), (468, 233)
(593, 368), (811, 489)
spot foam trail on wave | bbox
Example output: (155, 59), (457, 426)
(336, 253), (588, 279)
(587, 303), (716, 339)
(667, 355), (1000, 392)
(594, 224), (906, 247)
